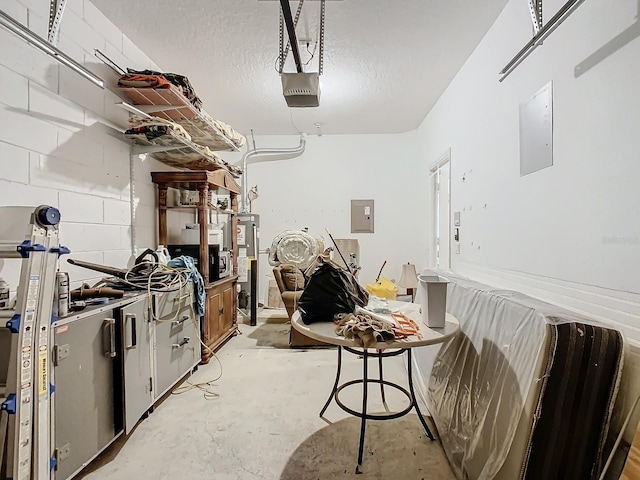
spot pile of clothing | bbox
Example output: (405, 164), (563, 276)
(334, 309), (422, 348)
(124, 117), (191, 142)
(192, 112), (246, 150)
(334, 312), (395, 348)
(119, 68), (203, 111)
(118, 68), (246, 176)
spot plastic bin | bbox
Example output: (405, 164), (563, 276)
(418, 274), (448, 328)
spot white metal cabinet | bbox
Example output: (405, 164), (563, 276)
(119, 297), (153, 434)
(52, 310), (119, 480)
(152, 288), (199, 400)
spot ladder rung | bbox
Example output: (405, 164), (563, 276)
(0, 245), (21, 259)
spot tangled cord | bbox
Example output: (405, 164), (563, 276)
(97, 261), (184, 291)
(171, 347), (223, 400)
(95, 261), (224, 400)
(171, 330), (223, 400)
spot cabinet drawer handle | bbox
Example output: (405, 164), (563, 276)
(103, 318), (116, 358)
(172, 337), (190, 349)
(173, 314), (189, 326)
(219, 308), (224, 315)
(125, 313), (137, 349)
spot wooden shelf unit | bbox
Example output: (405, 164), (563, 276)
(151, 170), (241, 363)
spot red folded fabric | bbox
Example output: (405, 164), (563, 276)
(118, 74), (172, 89)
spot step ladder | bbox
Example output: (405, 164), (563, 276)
(0, 205), (69, 480)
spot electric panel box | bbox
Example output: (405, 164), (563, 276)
(351, 199), (374, 233)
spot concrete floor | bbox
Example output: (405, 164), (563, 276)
(78, 310), (454, 480)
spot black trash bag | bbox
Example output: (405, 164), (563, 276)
(297, 261), (369, 324)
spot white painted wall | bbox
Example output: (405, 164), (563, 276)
(0, 0), (170, 293)
(415, 0), (640, 337)
(413, 0), (640, 448)
(244, 132), (429, 299)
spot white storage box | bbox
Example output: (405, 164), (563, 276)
(180, 228), (224, 247)
(417, 274), (448, 328)
(208, 229), (224, 247)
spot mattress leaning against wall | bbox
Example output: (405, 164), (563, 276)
(417, 273), (623, 480)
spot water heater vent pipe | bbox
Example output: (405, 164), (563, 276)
(240, 133), (307, 213)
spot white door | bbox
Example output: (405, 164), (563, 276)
(431, 154), (451, 269)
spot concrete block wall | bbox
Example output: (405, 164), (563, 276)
(0, 0), (172, 293)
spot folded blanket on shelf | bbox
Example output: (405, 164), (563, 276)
(124, 125), (172, 142)
(197, 146), (242, 177)
(198, 111), (246, 148)
(128, 118), (191, 141)
(118, 73), (172, 89)
(127, 68), (202, 111)
(224, 163), (243, 177)
(124, 115), (243, 178)
(150, 141), (225, 168)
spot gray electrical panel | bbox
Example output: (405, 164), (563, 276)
(520, 81), (553, 176)
(351, 200), (374, 233)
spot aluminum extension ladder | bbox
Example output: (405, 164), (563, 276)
(0, 205), (69, 480)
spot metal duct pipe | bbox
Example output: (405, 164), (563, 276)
(240, 134), (307, 213)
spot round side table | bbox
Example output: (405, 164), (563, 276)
(291, 302), (459, 470)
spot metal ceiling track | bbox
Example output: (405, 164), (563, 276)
(278, 0), (326, 75)
(279, 0), (304, 73)
(499, 0), (587, 82)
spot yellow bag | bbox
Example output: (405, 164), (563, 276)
(366, 277), (398, 300)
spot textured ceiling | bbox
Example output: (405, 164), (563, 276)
(92, 0), (508, 136)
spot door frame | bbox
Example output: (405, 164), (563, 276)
(429, 149), (451, 269)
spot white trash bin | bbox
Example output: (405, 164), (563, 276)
(417, 273), (448, 328)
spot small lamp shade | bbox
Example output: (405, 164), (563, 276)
(398, 263), (418, 290)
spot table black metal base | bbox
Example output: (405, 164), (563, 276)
(319, 346), (434, 469)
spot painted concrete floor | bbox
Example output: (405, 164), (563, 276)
(78, 310), (454, 480)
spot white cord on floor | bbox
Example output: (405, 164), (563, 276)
(170, 298), (224, 400)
